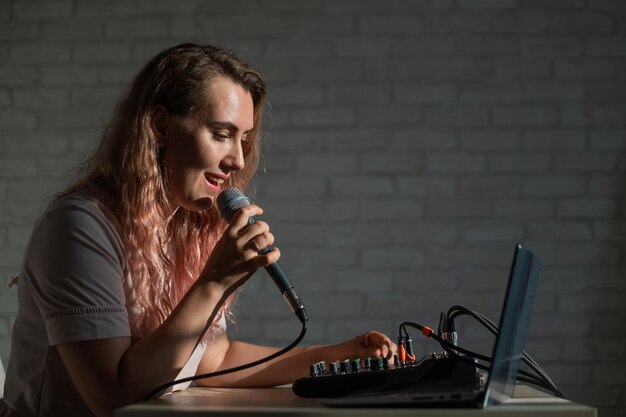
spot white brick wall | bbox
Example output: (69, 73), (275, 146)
(0, 1), (625, 415)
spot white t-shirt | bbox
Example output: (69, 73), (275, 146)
(1, 186), (221, 416)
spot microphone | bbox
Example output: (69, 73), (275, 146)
(216, 188), (308, 324)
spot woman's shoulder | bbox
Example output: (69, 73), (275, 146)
(49, 183), (113, 213)
(43, 183), (120, 231)
(31, 183), (125, 254)
(24, 183), (127, 281)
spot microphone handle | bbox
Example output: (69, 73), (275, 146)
(248, 217), (308, 323)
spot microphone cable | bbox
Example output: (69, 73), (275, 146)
(146, 319), (307, 400)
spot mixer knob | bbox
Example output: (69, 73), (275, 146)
(316, 361), (327, 375)
(382, 357), (389, 370)
(310, 364), (319, 377)
(369, 356), (379, 371)
(340, 359), (351, 374)
(364, 357), (372, 370)
(394, 353), (401, 367)
(351, 358), (360, 373)
(330, 361), (339, 375)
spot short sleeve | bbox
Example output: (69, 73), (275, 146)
(23, 198), (130, 345)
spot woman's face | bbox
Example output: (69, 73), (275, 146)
(159, 76), (254, 212)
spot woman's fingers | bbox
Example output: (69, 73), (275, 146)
(230, 206), (280, 265)
(213, 202), (282, 280)
(361, 331), (397, 360)
(227, 204), (263, 235)
(249, 246), (281, 269)
(246, 232), (275, 253)
(239, 221), (271, 246)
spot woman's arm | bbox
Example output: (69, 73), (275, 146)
(195, 331), (396, 388)
(57, 279), (230, 417)
(56, 205), (279, 417)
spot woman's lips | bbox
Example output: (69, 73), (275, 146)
(205, 174), (226, 193)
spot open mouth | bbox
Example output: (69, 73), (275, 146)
(205, 175), (225, 187)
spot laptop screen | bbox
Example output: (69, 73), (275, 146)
(481, 244), (542, 407)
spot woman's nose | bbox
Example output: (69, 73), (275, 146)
(224, 141), (245, 172)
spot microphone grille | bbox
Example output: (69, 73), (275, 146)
(216, 187), (251, 223)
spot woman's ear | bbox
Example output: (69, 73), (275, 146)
(151, 105), (169, 142)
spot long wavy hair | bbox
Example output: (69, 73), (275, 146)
(59, 43), (266, 340)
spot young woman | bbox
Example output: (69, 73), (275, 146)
(0, 44), (395, 417)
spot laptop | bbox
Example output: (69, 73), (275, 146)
(324, 243), (542, 408)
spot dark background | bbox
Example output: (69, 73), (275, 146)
(0, 1), (625, 415)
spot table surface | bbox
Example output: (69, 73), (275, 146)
(114, 384), (597, 417)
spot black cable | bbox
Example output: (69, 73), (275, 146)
(452, 354), (562, 396)
(399, 322), (409, 338)
(401, 321), (491, 361)
(438, 312), (446, 335)
(446, 306), (559, 393)
(399, 313), (563, 398)
(452, 310), (562, 397)
(470, 310), (557, 390)
(146, 319), (307, 400)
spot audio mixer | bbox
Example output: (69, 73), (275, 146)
(293, 353), (480, 398)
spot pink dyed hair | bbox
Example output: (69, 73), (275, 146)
(60, 44), (266, 339)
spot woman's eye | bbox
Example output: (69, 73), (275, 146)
(241, 137), (253, 150)
(213, 131), (230, 140)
